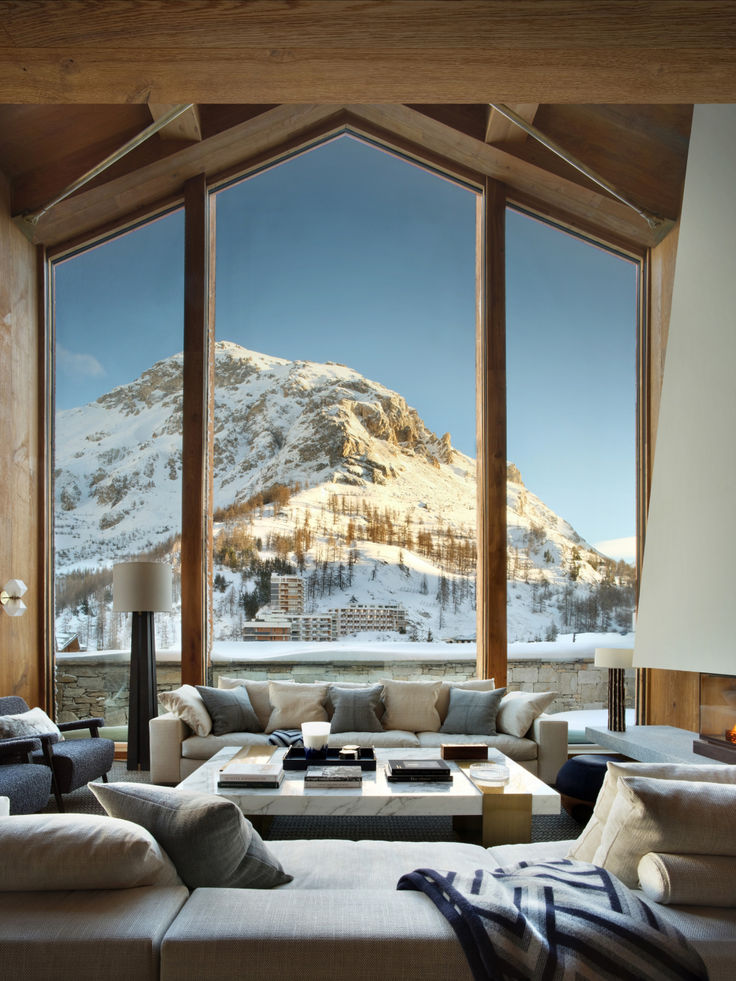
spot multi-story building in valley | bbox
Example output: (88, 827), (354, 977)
(270, 574), (305, 614)
(330, 603), (407, 635)
(242, 613), (293, 643)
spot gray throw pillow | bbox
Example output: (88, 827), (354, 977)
(90, 782), (292, 889)
(440, 686), (507, 735)
(328, 684), (384, 733)
(196, 685), (261, 735)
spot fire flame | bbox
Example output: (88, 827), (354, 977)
(727, 726), (736, 746)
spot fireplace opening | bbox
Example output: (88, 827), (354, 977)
(693, 673), (736, 763)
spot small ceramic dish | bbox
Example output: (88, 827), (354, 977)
(468, 762), (510, 786)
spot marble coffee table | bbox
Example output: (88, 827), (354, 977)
(177, 746), (560, 846)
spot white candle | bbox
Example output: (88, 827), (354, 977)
(301, 721), (331, 749)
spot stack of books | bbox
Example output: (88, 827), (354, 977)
(218, 750), (284, 789)
(386, 759), (452, 782)
(304, 765), (363, 789)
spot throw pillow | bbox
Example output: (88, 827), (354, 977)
(0, 706), (63, 741)
(440, 687), (507, 735)
(265, 681), (329, 734)
(436, 678), (496, 724)
(158, 684), (212, 737)
(196, 685), (262, 735)
(592, 776), (736, 889)
(328, 685), (384, 733)
(90, 782), (292, 889)
(567, 760), (736, 863)
(0, 812), (181, 890)
(495, 690), (556, 738)
(217, 677), (272, 730)
(380, 679), (442, 732)
(638, 852), (736, 907)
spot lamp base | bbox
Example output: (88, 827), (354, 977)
(127, 611), (157, 770)
(607, 666), (627, 732)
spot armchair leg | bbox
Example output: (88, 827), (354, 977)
(42, 740), (65, 813)
(102, 772), (108, 783)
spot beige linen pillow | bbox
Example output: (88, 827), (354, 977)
(380, 679), (442, 732)
(495, 690), (556, 738)
(265, 681), (328, 733)
(218, 677), (272, 730)
(0, 812), (181, 890)
(593, 776), (736, 889)
(159, 684), (212, 737)
(568, 761), (736, 862)
(436, 678), (495, 724)
(638, 852), (736, 907)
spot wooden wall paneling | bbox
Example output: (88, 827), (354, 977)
(181, 174), (210, 687)
(1, 1), (735, 102)
(476, 178), (507, 685)
(0, 171), (43, 705)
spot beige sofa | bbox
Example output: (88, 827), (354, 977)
(1, 825), (734, 981)
(149, 678), (569, 785)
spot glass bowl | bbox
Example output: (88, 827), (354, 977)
(468, 763), (510, 786)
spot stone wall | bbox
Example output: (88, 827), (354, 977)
(55, 653), (634, 723)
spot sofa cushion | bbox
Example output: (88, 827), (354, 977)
(568, 761), (736, 863)
(182, 731), (273, 759)
(436, 678), (496, 724)
(0, 812), (181, 889)
(638, 852), (736, 907)
(217, 677), (272, 730)
(329, 730), (421, 748)
(0, 706), (63, 741)
(196, 685), (261, 735)
(416, 731), (537, 761)
(0, 887), (189, 981)
(440, 687), (506, 735)
(90, 782), (292, 890)
(324, 680), (386, 720)
(268, 838), (495, 889)
(328, 684), (384, 733)
(265, 681), (328, 733)
(380, 679), (441, 732)
(495, 690), (556, 738)
(592, 776), (736, 889)
(159, 685), (212, 737)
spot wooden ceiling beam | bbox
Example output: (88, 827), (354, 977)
(343, 104), (667, 248)
(1, 47), (734, 104)
(18, 103), (346, 247)
(149, 103), (202, 143)
(485, 104), (539, 146)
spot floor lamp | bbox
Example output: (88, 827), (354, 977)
(113, 561), (173, 770)
(594, 648), (634, 732)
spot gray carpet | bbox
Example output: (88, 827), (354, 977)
(45, 762), (582, 843)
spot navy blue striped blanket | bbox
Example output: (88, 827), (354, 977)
(397, 860), (707, 981)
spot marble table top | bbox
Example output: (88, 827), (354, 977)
(178, 746), (560, 818)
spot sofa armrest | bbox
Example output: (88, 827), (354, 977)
(150, 713), (189, 784)
(531, 715), (568, 785)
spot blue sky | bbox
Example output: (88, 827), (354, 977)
(53, 135), (636, 558)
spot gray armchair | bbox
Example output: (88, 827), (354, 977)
(0, 735), (52, 814)
(0, 696), (114, 812)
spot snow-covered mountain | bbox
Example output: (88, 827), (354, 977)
(54, 341), (634, 645)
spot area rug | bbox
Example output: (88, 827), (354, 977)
(43, 762), (582, 842)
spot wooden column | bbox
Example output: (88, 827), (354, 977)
(476, 179), (507, 685)
(181, 175), (213, 688)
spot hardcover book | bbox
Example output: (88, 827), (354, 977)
(218, 753), (284, 788)
(386, 759), (452, 782)
(304, 765), (363, 788)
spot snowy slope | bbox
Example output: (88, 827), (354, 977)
(55, 341), (634, 646)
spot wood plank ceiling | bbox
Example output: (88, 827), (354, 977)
(0, 0), (731, 250)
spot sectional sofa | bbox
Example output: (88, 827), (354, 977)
(2, 758), (735, 981)
(149, 677), (568, 785)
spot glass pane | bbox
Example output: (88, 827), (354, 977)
(506, 208), (637, 710)
(212, 135), (478, 687)
(53, 211), (184, 732)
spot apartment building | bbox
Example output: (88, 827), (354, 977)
(270, 574), (305, 615)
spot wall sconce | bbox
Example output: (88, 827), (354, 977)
(0, 579), (27, 617)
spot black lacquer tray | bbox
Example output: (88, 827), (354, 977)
(282, 747), (377, 771)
